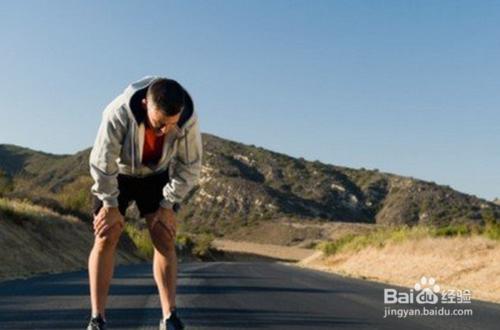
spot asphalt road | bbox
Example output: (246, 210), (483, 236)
(0, 261), (498, 329)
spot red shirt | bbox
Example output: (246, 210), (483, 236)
(142, 125), (164, 165)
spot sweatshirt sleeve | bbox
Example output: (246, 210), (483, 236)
(160, 117), (203, 209)
(89, 99), (127, 208)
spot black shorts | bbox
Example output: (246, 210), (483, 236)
(92, 169), (179, 218)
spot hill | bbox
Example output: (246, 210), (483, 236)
(0, 134), (498, 239)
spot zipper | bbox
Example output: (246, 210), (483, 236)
(185, 132), (189, 164)
(131, 122), (136, 174)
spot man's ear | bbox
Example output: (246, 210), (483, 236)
(141, 98), (148, 111)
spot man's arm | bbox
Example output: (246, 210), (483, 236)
(160, 117), (203, 209)
(89, 98), (127, 208)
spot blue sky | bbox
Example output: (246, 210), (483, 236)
(0, 0), (499, 200)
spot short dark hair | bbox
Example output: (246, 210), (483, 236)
(147, 78), (185, 116)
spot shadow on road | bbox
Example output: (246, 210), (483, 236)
(181, 306), (370, 328)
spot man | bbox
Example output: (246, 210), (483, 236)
(87, 76), (202, 330)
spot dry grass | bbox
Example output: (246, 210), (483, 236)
(299, 234), (500, 303)
(212, 238), (316, 261)
(0, 198), (141, 281)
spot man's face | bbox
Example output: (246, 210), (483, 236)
(143, 98), (181, 136)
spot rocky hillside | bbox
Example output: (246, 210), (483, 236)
(0, 134), (498, 236)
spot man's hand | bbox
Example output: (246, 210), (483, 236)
(149, 207), (177, 240)
(93, 207), (124, 238)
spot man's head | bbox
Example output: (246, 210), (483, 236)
(141, 78), (185, 136)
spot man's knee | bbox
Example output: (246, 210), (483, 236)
(149, 224), (176, 253)
(93, 223), (124, 249)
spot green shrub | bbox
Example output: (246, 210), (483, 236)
(0, 171), (13, 196)
(61, 189), (88, 212)
(176, 233), (195, 251)
(317, 234), (356, 255)
(431, 224), (471, 237)
(477, 207), (500, 240)
(123, 224), (215, 259)
(316, 224), (480, 257)
(57, 176), (93, 214)
(484, 223), (500, 240)
(192, 232), (215, 257)
(124, 223), (154, 259)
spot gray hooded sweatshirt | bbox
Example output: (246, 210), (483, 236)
(89, 76), (202, 210)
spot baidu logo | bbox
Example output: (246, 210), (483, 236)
(383, 276), (473, 318)
(414, 276), (440, 304)
(384, 276), (441, 305)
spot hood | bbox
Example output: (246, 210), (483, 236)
(123, 76), (195, 129)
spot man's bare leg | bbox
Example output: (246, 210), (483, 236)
(147, 214), (178, 319)
(88, 224), (123, 320)
(153, 246), (178, 318)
